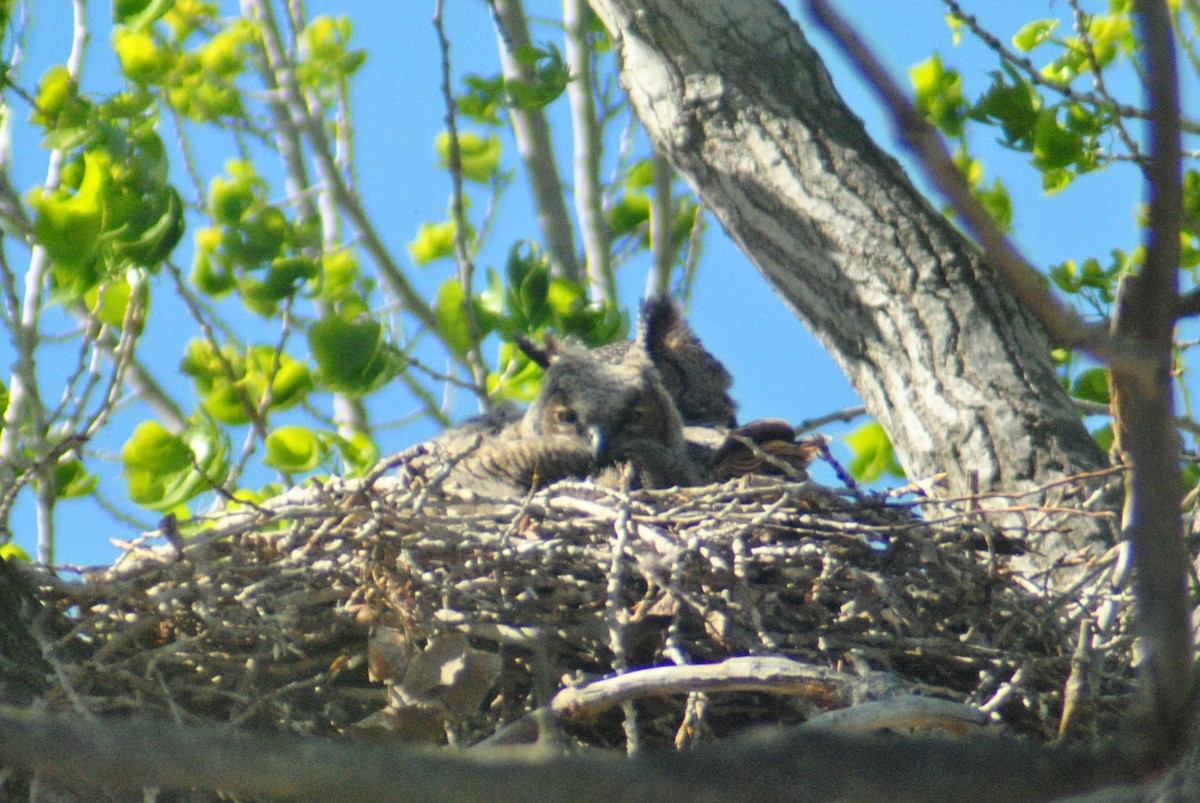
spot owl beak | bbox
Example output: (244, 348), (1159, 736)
(589, 425), (608, 463)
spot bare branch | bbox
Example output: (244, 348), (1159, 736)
(564, 0), (616, 303)
(434, 0), (489, 395)
(648, 153), (674, 297)
(489, 0), (582, 282)
(550, 656), (899, 717)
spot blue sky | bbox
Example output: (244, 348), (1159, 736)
(5, 1), (1184, 568)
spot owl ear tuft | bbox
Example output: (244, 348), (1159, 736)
(637, 295), (682, 356)
(516, 334), (563, 368)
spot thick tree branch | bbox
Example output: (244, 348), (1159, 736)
(1110, 0), (1192, 757)
(0, 705), (1145, 802)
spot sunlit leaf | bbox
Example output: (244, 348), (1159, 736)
(114, 0), (176, 30)
(264, 426), (326, 473)
(53, 458), (98, 499)
(308, 315), (402, 395)
(30, 150), (110, 274)
(408, 221), (457, 265)
(1011, 19), (1058, 52)
(436, 131), (501, 183)
(844, 422), (906, 483)
(435, 278), (473, 356)
(0, 543), (31, 562)
(909, 53), (966, 137)
(122, 417), (228, 511)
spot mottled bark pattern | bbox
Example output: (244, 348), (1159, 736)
(589, 0), (1111, 549)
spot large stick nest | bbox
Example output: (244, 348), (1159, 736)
(32, 462), (1134, 751)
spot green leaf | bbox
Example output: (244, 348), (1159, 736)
(505, 43), (570, 109)
(1041, 167), (1073, 194)
(122, 418), (228, 511)
(31, 150), (110, 270)
(435, 278), (473, 356)
(909, 53), (966, 137)
(504, 243), (551, 328)
(518, 263), (550, 326)
(546, 276), (586, 319)
(114, 185), (186, 267)
(460, 74), (504, 125)
(436, 131), (501, 183)
(258, 349), (314, 410)
(624, 160), (655, 190)
(311, 251), (356, 302)
(844, 422), (905, 483)
(408, 221), (457, 265)
(114, 0), (176, 30)
(53, 458), (98, 499)
(299, 16), (366, 84)
(977, 180), (1013, 230)
(114, 28), (174, 83)
(609, 194), (650, 235)
(264, 426), (325, 473)
(1012, 19), (1058, 53)
(243, 256), (320, 306)
(1072, 367), (1110, 404)
(1086, 14), (1133, 68)
(487, 341), (544, 402)
(199, 21), (251, 77)
(1049, 260), (1081, 293)
(182, 341), (313, 423)
(224, 206), (288, 267)
(209, 173), (256, 224)
(1183, 462), (1200, 496)
(84, 275), (146, 330)
(191, 250), (236, 296)
(32, 65), (76, 128)
(0, 542), (31, 562)
(1183, 170), (1200, 223)
(308, 315), (402, 395)
(332, 430), (380, 475)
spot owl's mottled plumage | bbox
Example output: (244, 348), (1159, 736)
(522, 334), (699, 489)
(405, 405), (595, 497)
(709, 418), (821, 481)
(591, 298), (737, 428)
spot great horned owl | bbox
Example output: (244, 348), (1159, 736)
(520, 333), (700, 489)
(404, 405), (596, 497)
(590, 297), (737, 428)
(406, 297), (740, 495)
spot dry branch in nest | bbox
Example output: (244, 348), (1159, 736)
(29, 461), (1134, 758)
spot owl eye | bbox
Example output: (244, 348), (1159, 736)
(555, 408), (579, 426)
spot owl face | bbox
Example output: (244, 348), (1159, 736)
(522, 338), (687, 477)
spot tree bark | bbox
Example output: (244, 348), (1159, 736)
(588, 0), (1115, 562)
